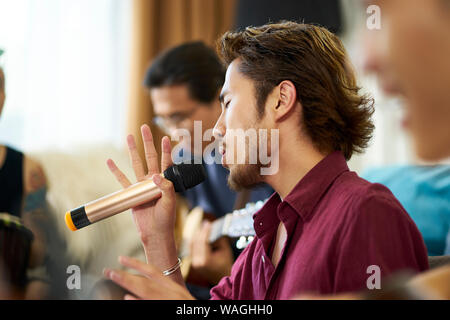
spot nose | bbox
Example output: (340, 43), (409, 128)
(213, 112), (226, 140)
(361, 29), (383, 76)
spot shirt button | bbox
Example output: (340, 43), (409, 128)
(259, 222), (263, 227)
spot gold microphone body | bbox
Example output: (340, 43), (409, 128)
(65, 163), (206, 231)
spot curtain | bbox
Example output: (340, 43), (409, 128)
(127, 0), (236, 166)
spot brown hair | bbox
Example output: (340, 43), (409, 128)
(217, 21), (374, 160)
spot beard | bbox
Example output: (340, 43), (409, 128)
(226, 131), (274, 191)
(225, 112), (276, 191)
(227, 163), (264, 191)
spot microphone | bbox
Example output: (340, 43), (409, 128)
(64, 163), (206, 231)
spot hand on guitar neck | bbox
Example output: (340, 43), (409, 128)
(180, 201), (264, 286)
(189, 221), (234, 285)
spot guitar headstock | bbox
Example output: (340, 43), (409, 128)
(209, 200), (267, 244)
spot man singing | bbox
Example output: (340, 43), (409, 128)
(103, 22), (428, 300)
(143, 41), (273, 299)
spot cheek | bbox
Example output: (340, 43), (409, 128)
(407, 92), (450, 144)
(224, 105), (242, 131)
(388, 3), (446, 85)
(403, 69), (450, 160)
(390, 17), (450, 118)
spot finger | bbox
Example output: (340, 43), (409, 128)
(190, 233), (204, 266)
(152, 174), (176, 204)
(200, 221), (213, 256)
(124, 294), (139, 300)
(118, 256), (162, 278)
(107, 159), (132, 188)
(105, 268), (155, 300)
(200, 221), (212, 245)
(141, 124), (159, 176)
(161, 136), (173, 172)
(117, 257), (177, 290)
(118, 256), (182, 287)
(191, 222), (211, 267)
(119, 256), (186, 288)
(127, 134), (146, 181)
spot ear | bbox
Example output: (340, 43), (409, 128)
(269, 80), (298, 122)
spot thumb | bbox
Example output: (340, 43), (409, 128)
(152, 174), (175, 201)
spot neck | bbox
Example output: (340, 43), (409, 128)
(263, 133), (327, 199)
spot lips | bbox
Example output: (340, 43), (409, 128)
(219, 145), (228, 167)
(218, 142), (226, 156)
(377, 73), (405, 98)
(400, 107), (411, 129)
(381, 83), (404, 97)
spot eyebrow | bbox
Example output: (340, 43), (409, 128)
(156, 110), (188, 118)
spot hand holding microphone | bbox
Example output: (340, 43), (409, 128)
(67, 125), (202, 286)
(64, 162), (205, 231)
(65, 126), (205, 245)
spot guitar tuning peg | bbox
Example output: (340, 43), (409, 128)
(245, 236), (255, 246)
(245, 203), (254, 210)
(236, 236), (247, 250)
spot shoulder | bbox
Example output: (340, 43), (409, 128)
(23, 155), (47, 194)
(334, 173), (413, 228)
(354, 181), (406, 216)
(337, 172), (401, 207)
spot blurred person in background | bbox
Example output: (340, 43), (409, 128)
(362, 0), (450, 161)
(141, 42), (273, 299)
(295, 0), (450, 300)
(0, 213), (34, 299)
(0, 49), (47, 268)
(0, 49), (68, 299)
(361, 0), (450, 259)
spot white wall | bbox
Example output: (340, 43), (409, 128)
(0, 0), (132, 152)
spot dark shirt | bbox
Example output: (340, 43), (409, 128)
(0, 146), (24, 217)
(210, 151), (429, 300)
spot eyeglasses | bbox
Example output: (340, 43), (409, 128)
(153, 108), (198, 132)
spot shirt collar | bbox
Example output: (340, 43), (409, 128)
(283, 151), (349, 221)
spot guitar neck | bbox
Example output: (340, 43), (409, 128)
(179, 200), (264, 259)
(178, 214), (229, 259)
(208, 214), (230, 244)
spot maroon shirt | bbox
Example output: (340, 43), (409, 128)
(210, 151), (429, 300)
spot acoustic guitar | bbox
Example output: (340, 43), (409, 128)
(178, 200), (266, 280)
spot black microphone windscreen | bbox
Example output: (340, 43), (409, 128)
(164, 163), (206, 192)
